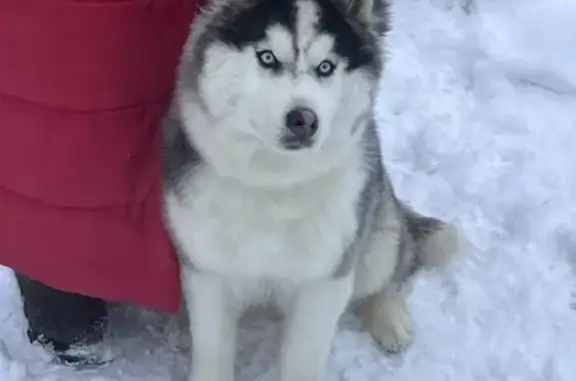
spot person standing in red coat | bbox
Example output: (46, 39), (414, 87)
(0, 0), (200, 365)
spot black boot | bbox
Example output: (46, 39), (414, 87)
(15, 274), (110, 366)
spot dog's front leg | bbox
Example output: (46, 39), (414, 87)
(279, 277), (352, 381)
(182, 269), (238, 381)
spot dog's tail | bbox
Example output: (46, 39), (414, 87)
(402, 205), (463, 271)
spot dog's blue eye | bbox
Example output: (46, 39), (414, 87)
(256, 50), (280, 70)
(316, 60), (336, 77)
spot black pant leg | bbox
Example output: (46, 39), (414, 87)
(15, 274), (108, 358)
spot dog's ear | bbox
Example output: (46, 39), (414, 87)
(342, 0), (389, 35)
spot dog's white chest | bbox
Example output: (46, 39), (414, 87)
(166, 166), (364, 283)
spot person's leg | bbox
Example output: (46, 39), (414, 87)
(15, 274), (109, 366)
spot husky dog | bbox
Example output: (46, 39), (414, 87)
(163, 0), (461, 380)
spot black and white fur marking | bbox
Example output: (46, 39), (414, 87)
(163, 1), (462, 380)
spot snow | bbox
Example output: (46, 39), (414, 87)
(2, 0), (576, 380)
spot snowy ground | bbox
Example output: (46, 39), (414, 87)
(2, 0), (576, 380)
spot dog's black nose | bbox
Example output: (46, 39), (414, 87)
(284, 107), (318, 142)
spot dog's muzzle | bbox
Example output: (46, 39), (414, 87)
(281, 107), (318, 150)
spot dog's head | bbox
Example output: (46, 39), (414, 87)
(177, 0), (388, 187)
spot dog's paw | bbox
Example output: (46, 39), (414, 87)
(360, 290), (414, 354)
(370, 311), (413, 354)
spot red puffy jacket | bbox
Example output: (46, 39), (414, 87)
(0, 0), (199, 313)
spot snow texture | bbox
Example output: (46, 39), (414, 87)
(1, 0), (576, 380)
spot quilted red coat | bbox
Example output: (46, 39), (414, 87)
(0, 0), (199, 313)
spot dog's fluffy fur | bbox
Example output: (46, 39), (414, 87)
(162, 1), (461, 380)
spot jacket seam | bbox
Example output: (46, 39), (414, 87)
(0, 184), (151, 211)
(0, 90), (171, 114)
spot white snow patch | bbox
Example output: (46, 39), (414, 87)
(1, 0), (576, 380)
